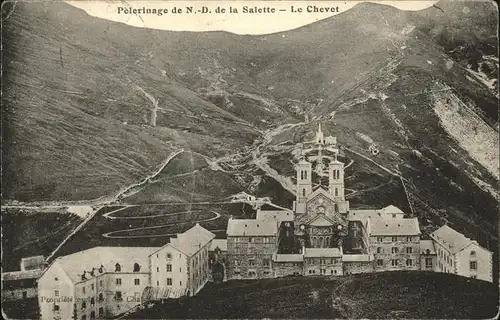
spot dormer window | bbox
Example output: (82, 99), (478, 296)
(133, 263), (140, 272)
(115, 263), (121, 272)
(81, 272), (87, 280)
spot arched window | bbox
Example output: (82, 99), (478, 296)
(304, 170), (308, 180)
(133, 263), (140, 272)
(325, 236), (330, 247)
(312, 237), (317, 247)
(115, 263), (121, 272)
(302, 189), (306, 197)
(335, 188), (339, 197)
(300, 171), (304, 180)
(319, 237), (324, 248)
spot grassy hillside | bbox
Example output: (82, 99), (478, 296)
(127, 272), (499, 319)
(2, 1), (497, 204)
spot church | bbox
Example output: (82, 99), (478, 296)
(225, 124), (493, 282)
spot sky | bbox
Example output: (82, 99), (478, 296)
(66, 1), (439, 35)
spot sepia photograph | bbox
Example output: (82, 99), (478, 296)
(1, 0), (499, 319)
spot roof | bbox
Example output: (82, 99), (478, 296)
(2, 269), (43, 281)
(256, 210), (294, 223)
(304, 248), (342, 258)
(273, 254), (304, 263)
(430, 225), (479, 254)
(420, 240), (436, 255)
(380, 205), (404, 214)
(348, 207), (404, 222)
(168, 224), (216, 257)
(369, 217), (420, 236)
(306, 187), (334, 202)
(210, 239), (228, 252)
(20, 255), (47, 270)
(342, 254), (373, 262)
(308, 214), (335, 227)
(227, 218), (278, 236)
(47, 246), (159, 283)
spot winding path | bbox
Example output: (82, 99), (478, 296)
(102, 210), (221, 239)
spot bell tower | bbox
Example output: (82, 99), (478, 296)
(296, 159), (312, 204)
(328, 156), (345, 201)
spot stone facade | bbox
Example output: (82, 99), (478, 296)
(371, 235), (421, 272)
(227, 235), (276, 279)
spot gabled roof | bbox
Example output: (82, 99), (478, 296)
(210, 239), (228, 252)
(369, 217), (420, 236)
(430, 225), (481, 254)
(420, 240), (436, 255)
(306, 187), (334, 202)
(166, 224), (216, 257)
(227, 219), (278, 236)
(304, 248), (342, 258)
(307, 214), (335, 227)
(44, 246), (158, 283)
(380, 205), (404, 215)
(256, 210), (294, 223)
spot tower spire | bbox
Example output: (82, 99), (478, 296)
(318, 123), (322, 133)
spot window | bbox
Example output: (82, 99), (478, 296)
(166, 253), (172, 259)
(249, 259), (255, 266)
(335, 188), (339, 197)
(167, 264), (172, 272)
(82, 315), (86, 320)
(115, 291), (122, 301)
(133, 263), (140, 272)
(156, 281), (159, 286)
(167, 278), (172, 286)
(82, 301), (87, 309)
(377, 247), (382, 254)
(406, 237), (411, 242)
(406, 259), (413, 267)
(320, 259), (325, 265)
(425, 258), (433, 268)
(134, 279), (140, 286)
(91, 284), (94, 291)
(392, 247), (399, 254)
(99, 280), (103, 287)
(392, 237), (397, 242)
(22, 291), (27, 299)
(263, 258), (270, 267)
(391, 259), (398, 267)
(54, 304), (60, 312)
(406, 247), (413, 254)
(249, 237), (254, 243)
(263, 237), (269, 243)
(90, 311), (95, 319)
(377, 237), (383, 243)
(54, 290), (59, 297)
(82, 287), (86, 294)
(116, 278), (122, 285)
(470, 251), (476, 257)
(90, 297), (95, 306)
(115, 263), (121, 272)
(377, 259), (383, 266)
(470, 261), (477, 270)
(302, 189), (306, 197)
(99, 307), (104, 316)
(98, 293), (104, 302)
(157, 267), (159, 272)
